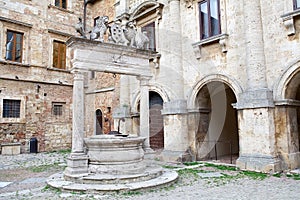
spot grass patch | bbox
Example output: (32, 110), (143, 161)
(272, 173), (282, 178)
(240, 170), (268, 180)
(286, 173), (300, 180)
(204, 163), (238, 171)
(29, 162), (62, 173)
(183, 162), (201, 166)
(177, 168), (207, 176)
(162, 165), (179, 169)
(121, 191), (142, 196)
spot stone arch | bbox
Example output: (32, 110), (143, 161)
(131, 84), (170, 113)
(187, 74), (243, 110)
(95, 109), (103, 135)
(273, 59), (300, 169)
(130, 1), (164, 21)
(274, 59), (300, 100)
(193, 80), (240, 163)
(131, 84), (168, 150)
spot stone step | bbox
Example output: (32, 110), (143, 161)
(81, 166), (163, 184)
(47, 170), (178, 192)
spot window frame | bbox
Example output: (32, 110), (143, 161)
(199, 0), (221, 40)
(5, 30), (23, 63)
(0, 95), (26, 123)
(52, 40), (66, 69)
(2, 99), (21, 118)
(52, 102), (65, 117)
(141, 22), (156, 51)
(294, 0), (300, 9)
(55, 0), (67, 9)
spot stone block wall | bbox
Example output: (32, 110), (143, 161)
(0, 0), (83, 153)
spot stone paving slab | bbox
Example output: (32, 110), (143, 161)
(20, 177), (46, 184)
(0, 182), (12, 188)
(197, 172), (224, 178)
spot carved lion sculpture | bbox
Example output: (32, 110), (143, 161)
(123, 21), (149, 50)
(90, 16), (109, 42)
(75, 17), (85, 38)
(135, 30), (149, 50)
(123, 21), (137, 47)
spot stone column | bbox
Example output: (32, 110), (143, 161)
(235, 0), (280, 172)
(138, 76), (152, 152)
(167, 0), (184, 98)
(64, 70), (88, 177)
(71, 70), (85, 154)
(118, 75), (132, 135)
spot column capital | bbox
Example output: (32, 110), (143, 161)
(137, 76), (151, 86)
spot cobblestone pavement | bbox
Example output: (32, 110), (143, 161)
(0, 152), (299, 200)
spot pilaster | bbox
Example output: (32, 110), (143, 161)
(161, 100), (192, 162)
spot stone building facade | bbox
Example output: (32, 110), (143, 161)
(112, 0), (300, 172)
(0, 0), (117, 153)
(1, 0), (300, 173)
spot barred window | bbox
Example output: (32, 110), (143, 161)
(52, 104), (63, 116)
(55, 0), (67, 9)
(6, 30), (23, 62)
(3, 99), (21, 118)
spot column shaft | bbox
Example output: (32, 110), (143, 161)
(139, 77), (151, 150)
(244, 0), (267, 89)
(72, 71), (85, 153)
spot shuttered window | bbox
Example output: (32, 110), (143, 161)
(53, 40), (66, 69)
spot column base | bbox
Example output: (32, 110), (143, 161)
(64, 153), (89, 178)
(143, 147), (155, 159)
(236, 154), (282, 173)
(279, 152), (300, 170)
(160, 150), (193, 163)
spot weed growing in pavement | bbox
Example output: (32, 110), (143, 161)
(57, 149), (71, 154)
(286, 173), (300, 180)
(239, 170), (268, 180)
(162, 165), (179, 169)
(42, 185), (50, 192)
(183, 161), (202, 166)
(272, 172), (282, 178)
(29, 162), (63, 172)
(121, 191), (142, 196)
(204, 163), (238, 171)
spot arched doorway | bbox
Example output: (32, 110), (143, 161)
(195, 81), (239, 163)
(149, 91), (164, 150)
(95, 109), (103, 135)
(285, 71), (300, 158)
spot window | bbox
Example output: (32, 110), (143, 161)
(6, 30), (23, 62)
(294, 0), (300, 9)
(2, 99), (21, 118)
(53, 40), (66, 69)
(199, 0), (221, 39)
(142, 22), (156, 51)
(55, 0), (67, 9)
(52, 103), (64, 116)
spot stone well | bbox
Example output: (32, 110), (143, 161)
(84, 135), (146, 175)
(47, 135), (178, 192)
